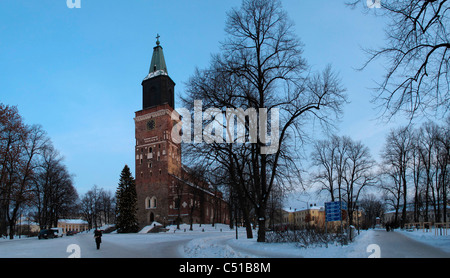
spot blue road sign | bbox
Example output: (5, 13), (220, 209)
(325, 201), (347, 222)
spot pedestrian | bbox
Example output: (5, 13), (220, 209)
(94, 229), (102, 250)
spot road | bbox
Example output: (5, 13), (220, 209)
(0, 232), (194, 258)
(367, 229), (449, 258)
(0, 229), (448, 258)
(71, 233), (191, 258)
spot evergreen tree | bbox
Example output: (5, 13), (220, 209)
(115, 165), (139, 233)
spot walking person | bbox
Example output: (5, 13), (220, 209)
(94, 229), (102, 250)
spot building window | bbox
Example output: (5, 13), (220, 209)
(146, 196), (157, 209)
(174, 198), (180, 209)
(151, 196), (157, 208)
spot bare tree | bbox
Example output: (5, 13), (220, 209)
(0, 113), (48, 237)
(380, 163), (403, 226)
(381, 120), (450, 225)
(99, 189), (115, 225)
(1, 104), (78, 237)
(382, 126), (414, 227)
(416, 122), (439, 222)
(182, 0), (346, 242)
(79, 185), (113, 229)
(359, 193), (385, 229)
(310, 136), (339, 201)
(311, 135), (376, 226)
(348, 0), (450, 120)
(33, 143), (77, 229)
(0, 104), (26, 236)
(343, 138), (377, 226)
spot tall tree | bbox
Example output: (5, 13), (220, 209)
(311, 136), (339, 202)
(311, 135), (375, 226)
(115, 165), (138, 233)
(382, 126), (414, 227)
(33, 142), (77, 229)
(182, 0), (346, 242)
(359, 194), (385, 229)
(0, 104), (26, 236)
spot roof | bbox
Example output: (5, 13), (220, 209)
(284, 206), (324, 213)
(143, 34), (168, 81)
(58, 219), (88, 224)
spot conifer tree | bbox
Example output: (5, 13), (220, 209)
(115, 165), (139, 233)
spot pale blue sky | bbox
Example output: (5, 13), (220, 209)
(0, 0), (397, 195)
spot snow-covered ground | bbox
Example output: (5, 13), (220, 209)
(0, 224), (448, 258)
(397, 228), (450, 253)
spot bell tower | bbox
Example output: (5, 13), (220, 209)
(141, 34), (175, 110)
(134, 35), (181, 227)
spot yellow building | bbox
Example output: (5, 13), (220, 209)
(283, 204), (363, 231)
(285, 205), (325, 228)
(57, 219), (89, 233)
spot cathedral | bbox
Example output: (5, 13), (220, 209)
(134, 35), (229, 228)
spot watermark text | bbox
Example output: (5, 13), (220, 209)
(67, 0), (81, 9)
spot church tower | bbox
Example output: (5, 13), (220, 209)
(134, 35), (181, 227)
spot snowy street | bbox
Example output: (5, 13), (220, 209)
(0, 224), (449, 258)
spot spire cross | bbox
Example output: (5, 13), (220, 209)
(156, 34), (160, 45)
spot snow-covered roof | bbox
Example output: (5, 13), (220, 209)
(58, 219), (88, 224)
(143, 69), (168, 81)
(284, 205), (324, 213)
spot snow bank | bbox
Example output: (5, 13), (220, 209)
(165, 223), (232, 233)
(139, 222), (163, 233)
(225, 230), (374, 258)
(398, 229), (450, 253)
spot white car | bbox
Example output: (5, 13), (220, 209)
(50, 228), (64, 238)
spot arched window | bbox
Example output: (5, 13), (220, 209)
(145, 196), (157, 209)
(145, 197), (151, 209)
(151, 196), (157, 208)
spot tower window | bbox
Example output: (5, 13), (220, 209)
(146, 196), (157, 209)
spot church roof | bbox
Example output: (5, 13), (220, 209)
(143, 34), (168, 81)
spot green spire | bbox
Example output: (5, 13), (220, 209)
(147, 34), (168, 77)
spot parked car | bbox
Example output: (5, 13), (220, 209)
(38, 229), (56, 239)
(66, 230), (77, 236)
(50, 227), (63, 238)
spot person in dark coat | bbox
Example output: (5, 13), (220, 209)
(94, 229), (102, 249)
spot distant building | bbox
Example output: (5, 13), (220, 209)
(383, 203), (450, 225)
(14, 216), (40, 236)
(284, 204), (326, 228)
(282, 203), (363, 231)
(58, 219), (89, 233)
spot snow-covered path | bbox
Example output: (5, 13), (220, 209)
(0, 233), (194, 258)
(0, 226), (449, 258)
(366, 230), (450, 258)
